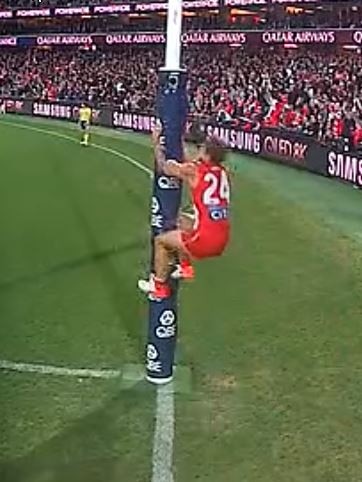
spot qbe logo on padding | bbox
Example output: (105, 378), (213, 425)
(151, 196), (160, 214)
(147, 343), (158, 360)
(156, 310), (176, 339)
(158, 176), (180, 190)
(146, 343), (162, 373)
(151, 196), (163, 228)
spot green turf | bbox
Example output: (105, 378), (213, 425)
(1, 115), (362, 482)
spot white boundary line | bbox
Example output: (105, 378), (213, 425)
(0, 119), (153, 177)
(1, 118), (175, 482)
(152, 383), (175, 482)
(0, 359), (120, 379)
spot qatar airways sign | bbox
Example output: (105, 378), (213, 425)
(185, 31), (246, 44)
(352, 31), (362, 45)
(262, 30), (336, 45)
(106, 33), (165, 45)
(36, 35), (93, 46)
(105, 31), (246, 45)
(3, 29), (362, 48)
(0, 36), (17, 46)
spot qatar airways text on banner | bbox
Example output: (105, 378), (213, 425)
(0, 36), (17, 46)
(262, 30), (336, 45)
(352, 30), (362, 45)
(105, 31), (247, 45)
(36, 35), (93, 46)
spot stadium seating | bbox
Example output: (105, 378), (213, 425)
(1, 47), (362, 144)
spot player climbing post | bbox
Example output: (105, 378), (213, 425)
(145, 0), (187, 384)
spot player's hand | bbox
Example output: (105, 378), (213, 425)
(152, 122), (162, 145)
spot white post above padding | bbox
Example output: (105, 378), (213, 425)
(164, 0), (182, 70)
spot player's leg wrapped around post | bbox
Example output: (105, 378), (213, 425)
(145, 70), (187, 384)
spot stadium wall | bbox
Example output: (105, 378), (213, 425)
(4, 98), (362, 189)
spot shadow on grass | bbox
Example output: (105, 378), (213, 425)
(0, 240), (143, 293)
(52, 146), (149, 358)
(1, 151), (149, 357)
(0, 389), (155, 482)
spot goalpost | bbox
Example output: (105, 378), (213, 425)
(145, 0), (187, 384)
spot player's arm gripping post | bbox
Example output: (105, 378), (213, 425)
(145, 0), (187, 384)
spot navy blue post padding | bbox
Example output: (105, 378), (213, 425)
(146, 70), (187, 382)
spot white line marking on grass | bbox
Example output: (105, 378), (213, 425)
(91, 142), (152, 177)
(152, 382), (175, 482)
(0, 359), (121, 379)
(0, 119), (153, 177)
(1, 117), (175, 482)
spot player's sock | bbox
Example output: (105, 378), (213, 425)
(180, 258), (195, 279)
(84, 133), (89, 145)
(171, 259), (195, 280)
(180, 258), (192, 270)
(153, 277), (171, 299)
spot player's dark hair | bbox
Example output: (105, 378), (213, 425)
(204, 137), (226, 164)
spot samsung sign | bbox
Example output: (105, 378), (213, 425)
(327, 151), (362, 188)
(33, 102), (74, 119)
(113, 111), (157, 132)
(205, 125), (261, 154)
(5, 99), (362, 191)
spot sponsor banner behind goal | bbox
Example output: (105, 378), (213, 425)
(4, 98), (361, 189)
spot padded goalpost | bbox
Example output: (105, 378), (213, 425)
(145, 0), (188, 384)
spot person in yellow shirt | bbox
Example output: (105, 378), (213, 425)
(79, 103), (92, 146)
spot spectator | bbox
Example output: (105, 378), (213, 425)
(1, 46), (362, 145)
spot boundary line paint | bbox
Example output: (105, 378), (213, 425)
(0, 119), (153, 177)
(0, 359), (120, 379)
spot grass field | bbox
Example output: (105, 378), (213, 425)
(1, 115), (362, 482)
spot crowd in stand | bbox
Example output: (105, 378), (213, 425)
(1, 47), (362, 147)
(0, 48), (160, 111)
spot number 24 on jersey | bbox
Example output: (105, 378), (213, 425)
(202, 170), (230, 206)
